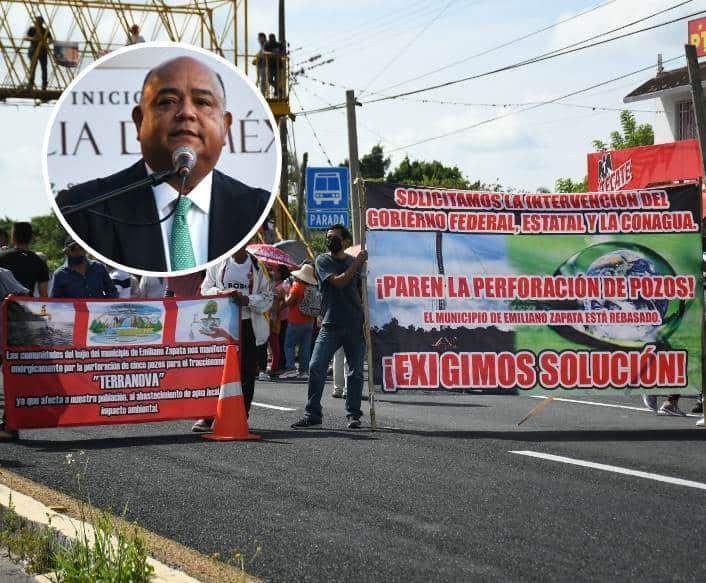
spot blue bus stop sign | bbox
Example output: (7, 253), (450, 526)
(306, 167), (350, 229)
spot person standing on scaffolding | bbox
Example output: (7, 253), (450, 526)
(25, 15), (52, 90)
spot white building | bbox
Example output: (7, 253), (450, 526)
(624, 57), (706, 144)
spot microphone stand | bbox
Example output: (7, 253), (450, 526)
(59, 168), (176, 216)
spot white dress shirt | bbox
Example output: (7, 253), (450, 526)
(147, 163), (212, 270)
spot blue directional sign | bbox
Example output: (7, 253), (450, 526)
(306, 166), (350, 229)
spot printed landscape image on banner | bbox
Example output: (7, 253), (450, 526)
(365, 182), (703, 395)
(2, 295), (239, 430)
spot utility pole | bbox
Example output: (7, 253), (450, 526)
(276, 0), (289, 240)
(685, 43), (706, 408)
(278, 116), (289, 240)
(346, 89), (361, 244)
(685, 44), (706, 180)
(297, 152), (308, 239)
(279, 0), (286, 49)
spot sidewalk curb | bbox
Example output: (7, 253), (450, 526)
(0, 482), (200, 583)
(0, 469), (263, 583)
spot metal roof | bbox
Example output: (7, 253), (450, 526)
(623, 61), (706, 103)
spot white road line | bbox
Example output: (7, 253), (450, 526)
(510, 450), (706, 491)
(528, 395), (648, 412)
(528, 395), (701, 417)
(251, 401), (296, 411)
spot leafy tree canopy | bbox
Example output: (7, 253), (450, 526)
(385, 155), (479, 190)
(555, 176), (588, 193)
(593, 110), (653, 152)
(340, 144), (391, 180)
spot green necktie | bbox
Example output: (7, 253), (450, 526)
(169, 196), (196, 270)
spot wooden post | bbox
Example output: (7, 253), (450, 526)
(685, 44), (706, 177)
(278, 116), (289, 240)
(297, 152), (308, 240)
(346, 90), (361, 245)
(685, 44), (706, 416)
(357, 179), (376, 430)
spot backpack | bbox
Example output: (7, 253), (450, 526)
(298, 284), (322, 318)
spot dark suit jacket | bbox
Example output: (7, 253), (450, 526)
(56, 160), (270, 272)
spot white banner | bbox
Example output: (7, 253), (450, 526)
(45, 45), (279, 195)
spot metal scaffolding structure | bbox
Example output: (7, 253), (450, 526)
(0, 0), (289, 115)
(0, 0), (299, 245)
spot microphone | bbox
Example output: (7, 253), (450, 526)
(172, 147), (197, 179)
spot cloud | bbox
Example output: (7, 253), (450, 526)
(1, 108), (53, 219)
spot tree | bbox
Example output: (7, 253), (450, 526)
(203, 300), (218, 318)
(360, 145), (390, 179)
(340, 144), (391, 180)
(555, 176), (588, 192)
(592, 110), (654, 152)
(386, 155), (479, 189)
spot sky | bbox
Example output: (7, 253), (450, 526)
(0, 0), (701, 220)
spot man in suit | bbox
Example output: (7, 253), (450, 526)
(56, 55), (271, 273)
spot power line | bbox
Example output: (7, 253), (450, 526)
(293, 1), (447, 65)
(294, 80), (400, 149)
(293, 8), (703, 115)
(292, 0), (429, 58)
(359, 0), (459, 96)
(290, 86), (333, 166)
(369, 0), (619, 96)
(363, 3), (700, 104)
(385, 55), (682, 153)
(394, 96), (663, 114)
(293, 70), (662, 114)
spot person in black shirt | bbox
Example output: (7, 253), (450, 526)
(25, 16), (52, 90)
(265, 33), (283, 96)
(0, 222), (49, 296)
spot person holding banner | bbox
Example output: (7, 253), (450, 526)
(192, 247), (273, 432)
(291, 225), (367, 430)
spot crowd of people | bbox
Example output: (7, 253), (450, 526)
(0, 220), (703, 432)
(0, 221), (372, 434)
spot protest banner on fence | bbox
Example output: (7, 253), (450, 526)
(365, 182), (703, 395)
(1, 295), (239, 430)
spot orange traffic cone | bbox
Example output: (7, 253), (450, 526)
(203, 344), (261, 441)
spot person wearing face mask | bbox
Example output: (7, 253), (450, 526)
(291, 224), (368, 430)
(50, 238), (118, 299)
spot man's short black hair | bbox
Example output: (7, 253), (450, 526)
(328, 224), (352, 242)
(11, 222), (32, 245)
(141, 59), (227, 105)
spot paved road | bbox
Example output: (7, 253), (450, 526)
(0, 379), (704, 582)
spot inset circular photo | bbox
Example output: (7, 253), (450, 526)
(44, 42), (281, 276)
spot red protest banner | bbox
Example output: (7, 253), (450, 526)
(364, 181), (702, 395)
(2, 295), (239, 431)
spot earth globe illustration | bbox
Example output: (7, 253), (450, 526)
(554, 242), (685, 347)
(581, 249), (668, 342)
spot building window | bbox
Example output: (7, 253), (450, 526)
(678, 100), (696, 140)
